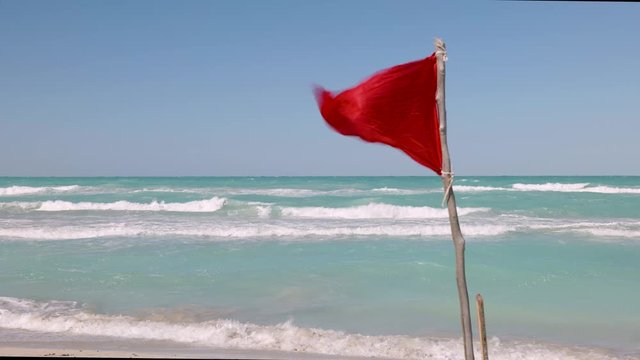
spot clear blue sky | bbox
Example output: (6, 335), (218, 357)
(1, 0), (638, 176)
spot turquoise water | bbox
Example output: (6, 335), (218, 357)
(0, 177), (639, 359)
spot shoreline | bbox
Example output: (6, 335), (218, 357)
(0, 330), (380, 360)
(0, 345), (378, 359)
(1, 332), (637, 360)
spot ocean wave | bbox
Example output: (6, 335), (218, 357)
(135, 188), (324, 197)
(371, 187), (434, 195)
(132, 187), (200, 194)
(575, 228), (640, 238)
(0, 297), (625, 360)
(0, 185), (81, 196)
(0, 223), (513, 240)
(1, 215), (637, 241)
(512, 183), (640, 194)
(512, 183), (590, 192)
(280, 203), (489, 219)
(577, 186), (640, 194)
(2, 182), (638, 199)
(454, 185), (508, 192)
(518, 219), (640, 239)
(254, 205), (273, 218)
(134, 187), (438, 197)
(545, 222), (640, 239)
(455, 183), (640, 194)
(222, 187), (436, 197)
(2, 217), (639, 241)
(1, 197), (226, 213)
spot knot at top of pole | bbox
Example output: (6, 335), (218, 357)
(434, 38), (448, 62)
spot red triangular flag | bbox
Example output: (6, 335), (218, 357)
(314, 54), (442, 175)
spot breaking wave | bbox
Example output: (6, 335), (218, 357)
(0, 223), (514, 240)
(0, 297), (626, 360)
(0, 185), (81, 196)
(134, 187), (437, 197)
(454, 185), (507, 192)
(371, 187), (434, 195)
(512, 183), (591, 192)
(280, 203), (489, 219)
(2, 214), (639, 241)
(575, 228), (640, 238)
(500, 217), (640, 239)
(455, 183), (640, 194)
(1, 197), (226, 213)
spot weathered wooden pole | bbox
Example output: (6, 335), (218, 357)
(434, 38), (475, 360)
(476, 294), (489, 360)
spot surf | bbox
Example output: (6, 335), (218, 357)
(1, 197), (227, 213)
(0, 185), (81, 196)
(0, 296), (624, 360)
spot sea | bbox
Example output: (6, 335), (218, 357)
(0, 176), (638, 360)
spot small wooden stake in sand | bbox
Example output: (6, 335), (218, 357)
(435, 38), (475, 360)
(476, 294), (489, 360)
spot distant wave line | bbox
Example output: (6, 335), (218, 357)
(0, 223), (513, 240)
(279, 203), (489, 219)
(0, 185), (81, 196)
(0, 200), (488, 219)
(99, 183), (640, 196)
(1, 217), (638, 241)
(0, 197), (226, 213)
(455, 183), (640, 194)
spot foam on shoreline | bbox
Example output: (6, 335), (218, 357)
(0, 297), (632, 360)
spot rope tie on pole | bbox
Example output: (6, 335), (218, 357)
(441, 171), (454, 207)
(435, 48), (448, 62)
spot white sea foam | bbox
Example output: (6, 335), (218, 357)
(0, 185), (81, 196)
(0, 223), (514, 240)
(0, 297), (626, 360)
(516, 219), (640, 239)
(135, 187), (439, 197)
(237, 188), (326, 197)
(255, 205), (272, 218)
(0, 225), (144, 240)
(4, 197), (227, 213)
(454, 185), (507, 192)
(280, 203), (490, 219)
(132, 187), (200, 194)
(135, 187), (352, 197)
(512, 183), (590, 192)
(1, 212), (637, 241)
(454, 183), (640, 194)
(371, 187), (434, 195)
(548, 222), (640, 239)
(579, 185), (640, 194)
(512, 183), (640, 194)
(575, 228), (640, 238)
(372, 187), (404, 193)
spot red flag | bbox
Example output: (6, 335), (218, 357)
(314, 54), (442, 175)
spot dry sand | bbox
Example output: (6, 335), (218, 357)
(0, 340), (380, 359)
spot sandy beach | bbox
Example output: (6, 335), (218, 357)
(0, 347), (325, 359)
(0, 328), (379, 360)
(0, 344), (377, 359)
(0, 346), (165, 358)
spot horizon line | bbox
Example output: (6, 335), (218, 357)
(1, 174), (639, 178)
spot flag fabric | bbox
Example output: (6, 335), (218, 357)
(314, 54), (442, 175)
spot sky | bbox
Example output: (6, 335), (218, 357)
(1, 0), (639, 176)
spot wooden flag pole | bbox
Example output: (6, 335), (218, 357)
(434, 38), (475, 360)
